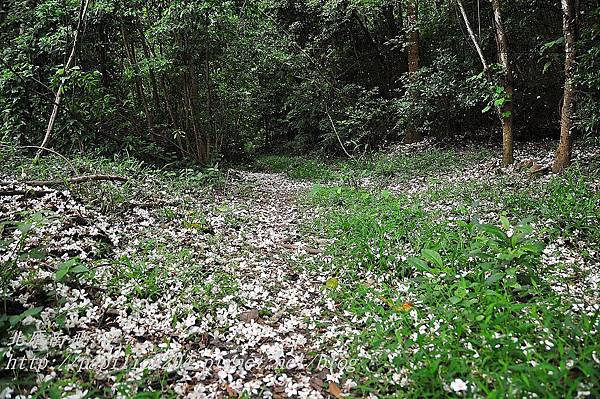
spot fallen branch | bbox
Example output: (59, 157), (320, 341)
(0, 174), (127, 188)
(0, 189), (54, 197)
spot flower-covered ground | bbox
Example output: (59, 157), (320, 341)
(1, 140), (599, 398)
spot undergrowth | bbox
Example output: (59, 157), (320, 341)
(308, 169), (600, 398)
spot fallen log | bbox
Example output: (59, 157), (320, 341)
(0, 189), (54, 197)
(0, 174), (127, 188)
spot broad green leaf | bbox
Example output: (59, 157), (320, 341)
(26, 248), (47, 260)
(17, 222), (32, 234)
(479, 224), (509, 244)
(455, 286), (468, 298)
(55, 264), (70, 281)
(21, 306), (43, 318)
(421, 249), (443, 268)
(55, 258), (78, 281)
(71, 264), (89, 274)
(407, 256), (428, 271)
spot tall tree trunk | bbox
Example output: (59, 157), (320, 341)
(404, 0), (421, 144)
(38, 0), (90, 156)
(552, 0), (578, 173)
(490, 0), (514, 166)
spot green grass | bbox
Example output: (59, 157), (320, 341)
(256, 155), (338, 181)
(256, 146), (496, 185)
(308, 169), (600, 398)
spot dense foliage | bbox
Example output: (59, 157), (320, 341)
(0, 0), (598, 163)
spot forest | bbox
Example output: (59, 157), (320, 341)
(0, 0), (599, 398)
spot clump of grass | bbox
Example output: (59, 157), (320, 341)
(257, 155), (338, 181)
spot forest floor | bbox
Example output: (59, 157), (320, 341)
(1, 140), (600, 399)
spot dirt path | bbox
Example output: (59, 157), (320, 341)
(184, 171), (346, 397)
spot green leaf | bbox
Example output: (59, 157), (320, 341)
(543, 61), (552, 74)
(9, 306), (43, 326)
(498, 252), (516, 261)
(479, 224), (509, 244)
(71, 264), (89, 274)
(481, 104), (492, 113)
(17, 222), (32, 234)
(26, 248), (47, 260)
(455, 286), (468, 298)
(407, 256), (429, 271)
(449, 296), (462, 304)
(55, 264), (70, 281)
(421, 249), (443, 268)
(48, 386), (61, 399)
(55, 258), (78, 281)
(485, 272), (505, 285)
(21, 306), (43, 318)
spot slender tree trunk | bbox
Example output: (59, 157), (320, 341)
(98, 24), (111, 89)
(137, 23), (162, 113)
(490, 0), (514, 166)
(204, 53), (214, 163)
(404, 0), (422, 144)
(120, 21), (156, 142)
(156, 43), (179, 129)
(184, 49), (205, 164)
(38, 0), (90, 156)
(457, 0), (514, 165)
(552, 0), (578, 173)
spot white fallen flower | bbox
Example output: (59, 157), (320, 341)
(450, 378), (468, 393)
